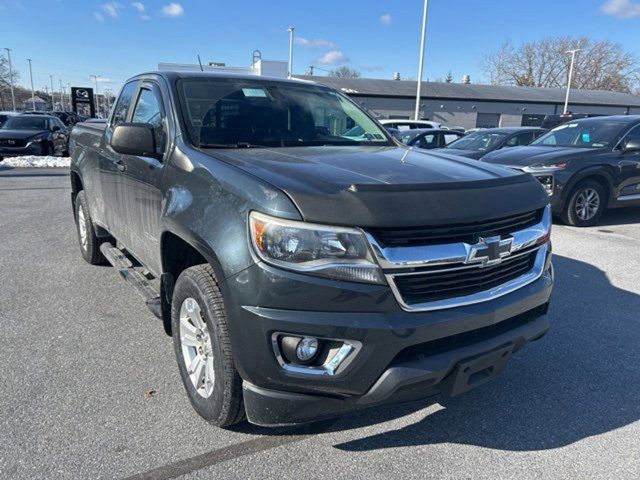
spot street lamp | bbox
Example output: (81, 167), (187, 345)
(414, 0), (429, 120)
(91, 74), (100, 117)
(3, 48), (16, 111)
(50, 75), (55, 111)
(27, 58), (36, 111)
(563, 49), (581, 115)
(287, 27), (295, 79)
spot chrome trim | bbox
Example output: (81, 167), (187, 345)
(366, 204), (551, 270)
(387, 244), (549, 312)
(271, 333), (361, 376)
(617, 193), (640, 202)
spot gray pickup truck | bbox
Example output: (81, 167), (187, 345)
(70, 71), (553, 427)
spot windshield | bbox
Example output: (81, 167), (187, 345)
(1, 116), (49, 130)
(531, 121), (625, 148)
(177, 78), (392, 148)
(445, 131), (507, 151)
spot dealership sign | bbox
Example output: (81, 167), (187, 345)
(71, 87), (95, 117)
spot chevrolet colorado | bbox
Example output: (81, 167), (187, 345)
(70, 72), (553, 427)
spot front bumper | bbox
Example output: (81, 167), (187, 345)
(0, 143), (42, 157)
(223, 257), (553, 426)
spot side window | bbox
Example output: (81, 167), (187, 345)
(131, 85), (166, 154)
(623, 126), (640, 148)
(111, 81), (139, 127)
(418, 134), (437, 148)
(506, 132), (533, 147)
(444, 134), (461, 145)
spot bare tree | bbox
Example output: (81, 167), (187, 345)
(0, 54), (20, 109)
(328, 66), (361, 79)
(483, 37), (640, 93)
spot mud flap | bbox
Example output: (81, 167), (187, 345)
(439, 343), (514, 396)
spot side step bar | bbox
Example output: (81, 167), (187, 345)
(99, 242), (162, 319)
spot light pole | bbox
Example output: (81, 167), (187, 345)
(287, 26), (295, 79)
(49, 75), (55, 111)
(91, 74), (100, 117)
(27, 58), (36, 111)
(563, 49), (581, 115)
(59, 78), (65, 110)
(4, 48), (16, 111)
(414, 0), (429, 120)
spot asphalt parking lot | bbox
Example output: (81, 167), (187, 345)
(1, 168), (639, 480)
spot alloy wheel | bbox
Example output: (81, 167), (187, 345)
(179, 297), (215, 398)
(575, 188), (600, 221)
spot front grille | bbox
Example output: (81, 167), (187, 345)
(369, 208), (543, 248)
(0, 139), (27, 147)
(392, 250), (538, 306)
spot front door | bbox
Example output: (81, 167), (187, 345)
(116, 80), (169, 274)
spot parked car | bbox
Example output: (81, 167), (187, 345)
(384, 127), (403, 142)
(0, 114), (69, 158)
(70, 71), (552, 428)
(50, 111), (84, 127)
(436, 127), (547, 160)
(541, 113), (606, 130)
(379, 119), (442, 130)
(400, 128), (465, 149)
(481, 115), (640, 226)
(0, 111), (19, 127)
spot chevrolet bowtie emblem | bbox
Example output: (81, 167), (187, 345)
(466, 236), (513, 267)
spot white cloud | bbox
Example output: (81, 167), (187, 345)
(95, 77), (114, 83)
(161, 2), (184, 17)
(131, 2), (144, 12)
(601, 0), (640, 18)
(295, 37), (336, 49)
(318, 50), (349, 65)
(94, 11), (105, 21)
(379, 13), (392, 25)
(101, 1), (123, 17)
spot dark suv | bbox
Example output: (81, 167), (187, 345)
(481, 116), (640, 226)
(69, 72), (553, 427)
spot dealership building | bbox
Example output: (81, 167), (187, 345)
(296, 76), (640, 130)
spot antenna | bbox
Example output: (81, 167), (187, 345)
(197, 54), (204, 72)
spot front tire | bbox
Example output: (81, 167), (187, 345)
(171, 264), (245, 427)
(74, 191), (106, 264)
(561, 179), (606, 227)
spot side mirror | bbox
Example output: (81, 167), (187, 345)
(111, 123), (160, 159)
(624, 138), (640, 153)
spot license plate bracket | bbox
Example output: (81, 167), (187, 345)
(440, 343), (514, 396)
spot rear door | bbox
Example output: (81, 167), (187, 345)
(616, 124), (640, 199)
(115, 80), (170, 274)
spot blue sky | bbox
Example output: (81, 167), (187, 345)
(1, 0), (640, 94)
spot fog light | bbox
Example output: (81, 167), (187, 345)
(296, 337), (319, 361)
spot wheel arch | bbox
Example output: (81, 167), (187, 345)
(562, 167), (615, 207)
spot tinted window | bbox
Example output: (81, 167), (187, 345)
(111, 81), (138, 127)
(131, 85), (166, 153)
(505, 132), (534, 147)
(623, 125), (640, 147)
(444, 133), (462, 145)
(446, 131), (508, 151)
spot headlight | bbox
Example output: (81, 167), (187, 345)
(535, 174), (554, 195)
(249, 211), (385, 284)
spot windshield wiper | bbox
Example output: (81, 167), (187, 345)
(199, 142), (263, 149)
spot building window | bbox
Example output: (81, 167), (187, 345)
(521, 114), (546, 127)
(476, 113), (501, 128)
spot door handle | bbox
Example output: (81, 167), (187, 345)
(114, 159), (126, 172)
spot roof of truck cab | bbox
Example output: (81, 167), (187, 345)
(129, 71), (319, 86)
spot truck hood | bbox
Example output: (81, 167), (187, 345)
(480, 145), (603, 167)
(204, 146), (549, 227)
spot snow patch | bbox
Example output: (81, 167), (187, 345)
(0, 155), (70, 168)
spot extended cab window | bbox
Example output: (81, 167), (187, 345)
(131, 85), (166, 154)
(111, 81), (139, 127)
(177, 78), (392, 148)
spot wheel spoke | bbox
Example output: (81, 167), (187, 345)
(187, 353), (202, 375)
(192, 308), (206, 331)
(181, 331), (199, 347)
(179, 315), (198, 335)
(193, 357), (206, 387)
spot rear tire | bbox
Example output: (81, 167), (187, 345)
(74, 191), (106, 264)
(41, 142), (52, 156)
(561, 179), (606, 227)
(171, 264), (245, 427)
